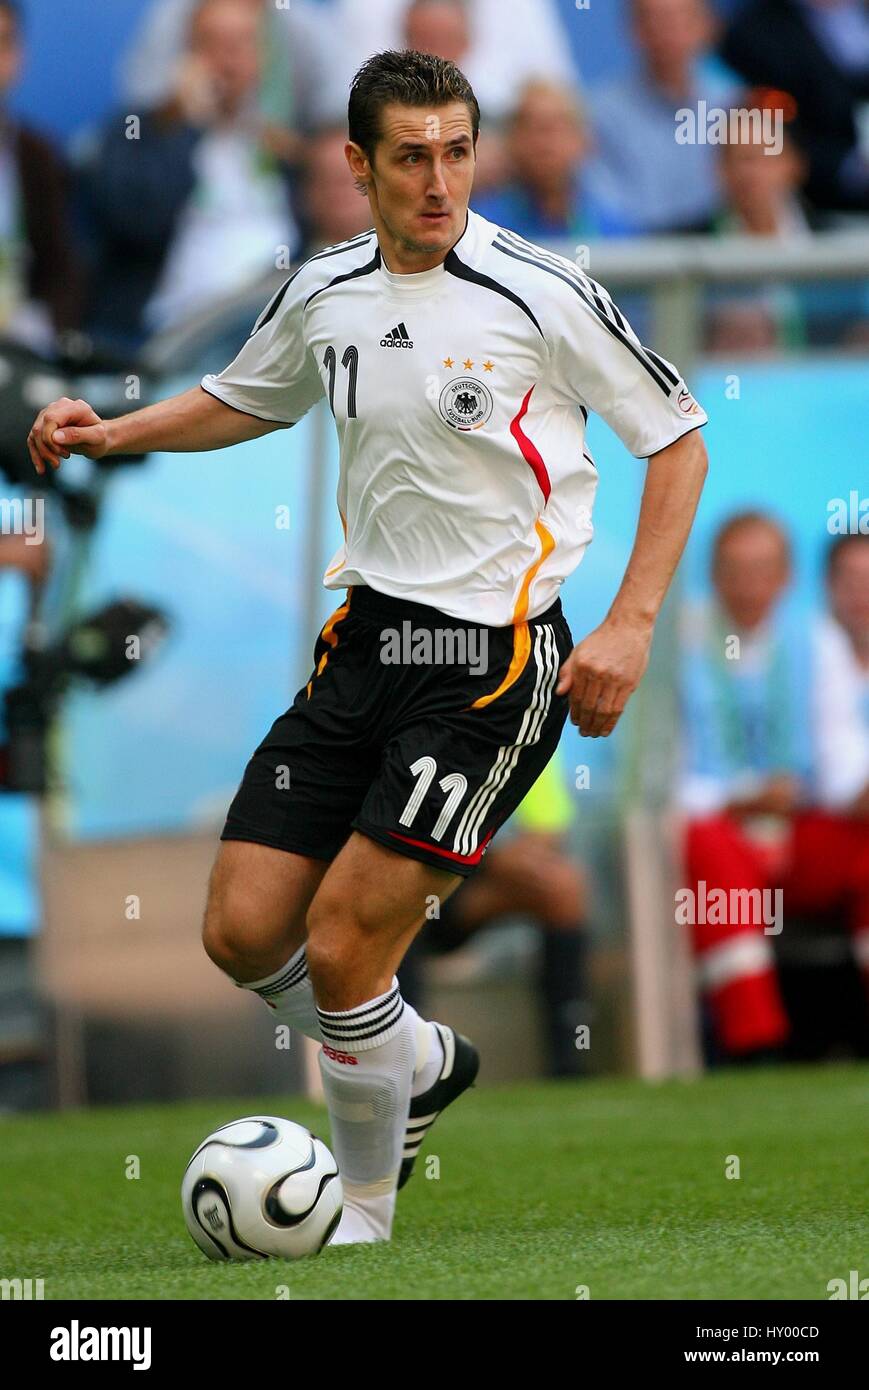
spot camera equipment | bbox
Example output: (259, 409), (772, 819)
(0, 338), (153, 528)
(0, 336), (169, 794)
(1, 598), (170, 794)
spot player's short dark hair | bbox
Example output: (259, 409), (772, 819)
(348, 48), (480, 162)
(826, 531), (869, 577)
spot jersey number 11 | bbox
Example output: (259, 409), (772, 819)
(324, 345), (359, 419)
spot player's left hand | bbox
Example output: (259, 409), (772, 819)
(556, 618), (653, 737)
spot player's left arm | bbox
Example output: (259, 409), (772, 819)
(557, 427), (708, 737)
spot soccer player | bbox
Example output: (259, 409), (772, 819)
(27, 50), (708, 1245)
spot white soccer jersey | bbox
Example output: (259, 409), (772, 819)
(202, 209), (707, 626)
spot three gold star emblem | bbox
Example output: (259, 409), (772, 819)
(442, 355), (495, 372)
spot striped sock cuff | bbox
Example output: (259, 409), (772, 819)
(317, 986), (405, 1053)
(236, 944), (309, 1000)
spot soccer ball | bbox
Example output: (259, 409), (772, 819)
(181, 1116), (343, 1261)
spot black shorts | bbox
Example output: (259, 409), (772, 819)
(221, 585), (573, 878)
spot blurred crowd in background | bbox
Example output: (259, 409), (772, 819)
(0, 0), (868, 1102)
(2, 0), (869, 357)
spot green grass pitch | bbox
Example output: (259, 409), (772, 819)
(1, 1063), (865, 1300)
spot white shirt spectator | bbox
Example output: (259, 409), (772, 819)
(812, 614), (869, 810)
(144, 124), (296, 335)
(0, 135), (55, 353)
(121, 0), (326, 127)
(121, 0), (579, 128)
(307, 0), (578, 126)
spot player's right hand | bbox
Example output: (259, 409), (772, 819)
(28, 397), (109, 474)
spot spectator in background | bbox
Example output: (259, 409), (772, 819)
(705, 106), (868, 352)
(284, 0), (580, 130)
(120, 0), (324, 132)
(716, 121), (810, 238)
(403, 0), (505, 191)
(81, 0), (302, 352)
(298, 127), (373, 255)
(0, 0), (82, 352)
(400, 752), (590, 1079)
(678, 514), (810, 1061)
(720, 0), (869, 213)
(404, 0), (468, 60)
(792, 532), (869, 1020)
(813, 535), (869, 821)
(679, 514), (869, 1064)
(706, 120), (811, 352)
(584, 0), (735, 234)
(473, 80), (610, 240)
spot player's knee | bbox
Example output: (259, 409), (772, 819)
(201, 880), (262, 978)
(201, 900), (240, 975)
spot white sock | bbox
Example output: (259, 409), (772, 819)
(237, 954), (444, 1095)
(317, 984), (415, 1244)
(235, 944), (322, 1040)
(404, 1003), (445, 1095)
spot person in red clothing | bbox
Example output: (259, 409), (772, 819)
(679, 514), (869, 1063)
(809, 534), (869, 994)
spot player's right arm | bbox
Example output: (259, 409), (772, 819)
(543, 264), (710, 737)
(29, 259), (330, 475)
(27, 386), (284, 476)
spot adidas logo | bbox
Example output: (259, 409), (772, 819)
(380, 322), (413, 348)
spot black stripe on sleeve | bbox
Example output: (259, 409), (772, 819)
(594, 286), (627, 332)
(307, 230), (376, 262)
(644, 348), (681, 388)
(304, 245), (382, 310)
(250, 233), (377, 337)
(444, 249), (544, 337)
(495, 229), (677, 389)
(499, 227), (611, 309)
(250, 268), (302, 337)
(493, 236), (673, 397)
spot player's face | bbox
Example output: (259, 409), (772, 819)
(352, 102), (476, 269)
(828, 546), (869, 644)
(713, 524), (791, 630)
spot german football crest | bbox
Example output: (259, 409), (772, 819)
(439, 377), (494, 431)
